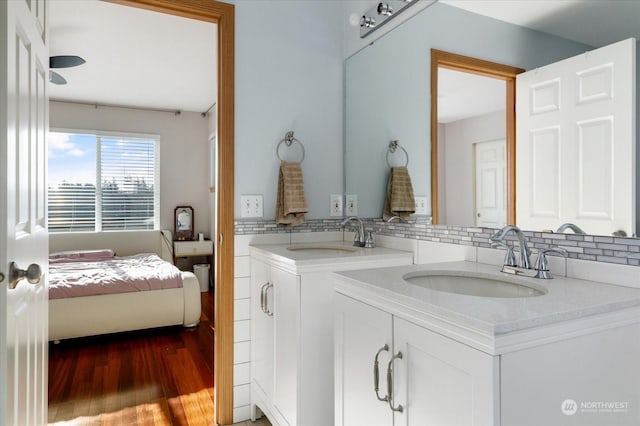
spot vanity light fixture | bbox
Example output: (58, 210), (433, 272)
(377, 3), (393, 16)
(360, 15), (376, 29)
(360, 0), (437, 38)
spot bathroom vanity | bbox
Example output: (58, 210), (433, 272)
(334, 261), (640, 426)
(249, 242), (413, 426)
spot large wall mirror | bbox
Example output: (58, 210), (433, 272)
(345, 1), (639, 238)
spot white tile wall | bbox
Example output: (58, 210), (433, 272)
(235, 277), (251, 299)
(234, 341), (251, 364)
(234, 362), (251, 385)
(234, 383), (251, 407)
(234, 299), (251, 321)
(235, 256), (251, 278)
(233, 406), (251, 424)
(234, 320), (251, 343)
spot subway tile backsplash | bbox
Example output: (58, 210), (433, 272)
(234, 218), (640, 267)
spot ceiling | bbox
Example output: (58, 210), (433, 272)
(49, 1), (639, 115)
(438, 69), (505, 124)
(49, 0), (217, 113)
(440, 0), (640, 49)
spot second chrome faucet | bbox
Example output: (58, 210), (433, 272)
(490, 225), (566, 279)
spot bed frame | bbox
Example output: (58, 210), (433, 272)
(48, 230), (201, 341)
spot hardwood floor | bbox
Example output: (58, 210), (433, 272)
(48, 291), (215, 425)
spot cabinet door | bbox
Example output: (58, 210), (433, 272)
(393, 318), (498, 426)
(272, 266), (301, 426)
(250, 258), (274, 400)
(335, 294), (393, 426)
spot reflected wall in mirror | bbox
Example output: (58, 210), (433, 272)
(430, 49), (523, 227)
(174, 205), (194, 241)
(344, 1), (639, 238)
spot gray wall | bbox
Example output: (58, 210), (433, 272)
(230, 0), (345, 221)
(442, 110), (506, 227)
(345, 2), (593, 218)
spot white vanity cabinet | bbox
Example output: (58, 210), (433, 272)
(250, 258), (300, 426)
(335, 294), (497, 426)
(334, 261), (640, 426)
(250, 243), (414, 426)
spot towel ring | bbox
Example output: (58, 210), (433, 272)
(276, 131), (305, 163)
(386, 140), (408, 168)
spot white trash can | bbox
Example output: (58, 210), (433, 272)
(193, 264), (210, 292)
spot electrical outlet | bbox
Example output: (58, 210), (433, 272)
(330, 194), (343, 217)
(241, 194), (263, 218)
(414, 196), (429, 215)
(346, 194), (358, 216)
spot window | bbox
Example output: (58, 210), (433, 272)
(48, 131), (160, 233)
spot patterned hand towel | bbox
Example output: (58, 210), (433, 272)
(383, 166), (416, 221)
(276, 161), (308, 226)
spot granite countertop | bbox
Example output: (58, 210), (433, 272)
(333, 261), (640, 336)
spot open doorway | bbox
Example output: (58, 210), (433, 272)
(430, 49), (523, 226)
(46, 0), (235, 424)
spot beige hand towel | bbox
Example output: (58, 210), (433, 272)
(276, 161), (308, 226)
(383, 166), (416, 221)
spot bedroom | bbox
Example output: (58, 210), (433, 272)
(45, 1), (227, 424)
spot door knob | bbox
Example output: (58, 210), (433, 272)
(9, 262), (42, 289)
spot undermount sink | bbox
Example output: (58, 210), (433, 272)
(402, 271), (547, 298)
(286, 244), (358, 255)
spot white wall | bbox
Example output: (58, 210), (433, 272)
(230, 0), (345, 221)
(49, 101), (211, 237)
(442, 110), (505, 226)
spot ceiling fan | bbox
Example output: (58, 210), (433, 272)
(49, 55), (86, 85)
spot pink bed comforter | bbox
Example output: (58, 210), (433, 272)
(49, 253), (183, 300)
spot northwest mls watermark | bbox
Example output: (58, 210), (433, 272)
(561, 399), (630, 416)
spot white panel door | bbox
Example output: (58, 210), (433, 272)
(334, 294), (393, 426)
(393, 318), (497, 426)
(1, 0), (50, 425)
(474, 139), (506, 228)
(517, 38), (636, 235)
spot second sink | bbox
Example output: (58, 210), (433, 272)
(403, 271), (546, 298)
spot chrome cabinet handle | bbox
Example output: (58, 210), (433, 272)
(386, 351), (403, 413)
(373, 344), (389, 402)
(265, 283), (274, 316)
(9, 262), (42, 289)
(260, 282), (270, 314)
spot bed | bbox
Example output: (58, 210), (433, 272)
(48, 231), (201, 341)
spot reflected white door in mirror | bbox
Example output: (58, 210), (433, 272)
(517, 38), (636, 237)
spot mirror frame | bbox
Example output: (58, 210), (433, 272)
(430, 49), (524, 225)
(174, 205), (194, 241)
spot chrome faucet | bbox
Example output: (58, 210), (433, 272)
(341, 216), (366, 247)
(556, 223), (585, 234)
(490, 225), (532, 270)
